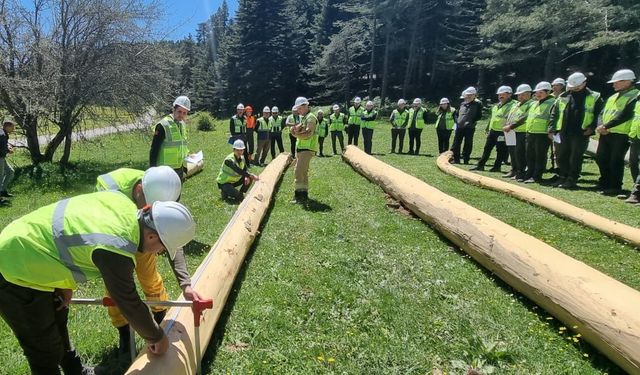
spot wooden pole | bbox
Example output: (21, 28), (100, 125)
(436, 151), (640, 247)
(125, 153), (292, 375)
(343, 146), (640, 374)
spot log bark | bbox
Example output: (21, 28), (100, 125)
(343, 146), (640, 374)
(125, 153), (292, 375)
(437, 151), (640, 247)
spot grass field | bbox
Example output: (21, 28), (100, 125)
(1, 114), (638, 374)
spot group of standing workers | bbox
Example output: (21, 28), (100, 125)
(467, 68), (639, 201)
(0, 96), (201, 374)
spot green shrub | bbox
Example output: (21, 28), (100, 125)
(196, 112), (215, 131)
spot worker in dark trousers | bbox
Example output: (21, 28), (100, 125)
(347, 97), (364, 146)
(254, 106), (272, 166)
(471, 86), (515, 172)
(451, 87), (483, 164)
(316, 110), (330, 157)
(523, 82), (555, 183)
(596, 69), (639, 196)
(503, 84), (534, 180)
(216, 139), (259, 202)
(0, 117), (16, 206)
(244, 106), (256, 163)
(286, 106), (300, 157)
(548, 72), (603, 189)
(390, 99), (409, 153)
(270, 106), (285, 159)
(229, 103), (248, 160)
(329, 105), (347, 155)
(435, 98), (456, 154)
(407, 98), (427, 155)
(149, 96), (191, 181)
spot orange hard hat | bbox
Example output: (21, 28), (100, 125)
(245, 105), (253, 112)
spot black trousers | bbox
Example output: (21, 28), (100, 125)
(507, 132), (527, 177)
(289, 133), (297, 157)
(408, 128), (423, 154)
(362, 128), (374, 155)
(319, 136), (326, 156)
(347, 125), (360, 146)
(629, 137), (640, 183)
(596, 133), (630, 190)
(245, 129), (255, 155)
(525, 133), (550, 180)
(270, 132), (284, 159)
(477, 130), (508, 169)
(0, 273), (75, 375)
(391, 128), (406, 153)
(451, 127), (475, 163)
(331, 131), (345, 154)
(556, 133), (589, 182)
(436, 128), (452, 154)
(218, 179), (250, 200)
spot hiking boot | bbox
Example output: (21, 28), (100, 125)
(502, 171), (515, 178)
(290, 190), (302, 204)
(551, 177), (566, 187)
(558, 179), (577, 189)
(600, 189), (622, 196)
(524, 178), (536, 184)
(469, 165), (484, 171)
(488, 166), (501, 172)
(117, 325), (133, 363)
(624, 195), (640, 204)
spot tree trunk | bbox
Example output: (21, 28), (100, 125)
(342, 40), (352, 106)
(402, 11), (420, 99)
(60, 126), (73, 165)
(544, 48), (558, 79)
(429, 30), (440, 87)
(367, 17), (377, 99)
(380, 26), (391, 107)
(21, 114), (44, 163)
(476, 67), (486, 97)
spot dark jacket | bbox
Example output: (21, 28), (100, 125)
(0, 129), (9, 158)
(456, 100), (483, 129)
(549, 88), (604, 135)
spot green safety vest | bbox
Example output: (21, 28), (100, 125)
(0, 191), (139, 292)
(508, 99), (534, 133)
(407, 107), (426, 129)
(317, 117), (329, 138)
(257, 117), (272, 132)
(526, 98), (554, 134)
(296, 113), (319, 152)
(285, 114), (300, 134)
(555, 90), (600, 131)
(329, 113), (346, 132)
(95, 168), (144, 200)
(601, 88), (640, 135)
(362, 110), (378, 129)
(628, 100), (640, 139)
(231, 115), (245, 135)
(348, 106), (364, 126)
(216, 153), (245, 184)
(436, 110), (456, 130)
(152, 115), (188, 169)
(271, 116), (282, 132)
(489, 100), (516, 131)
(391, 109), (409, 128)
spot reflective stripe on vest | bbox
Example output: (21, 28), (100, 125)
(362, 110), (377, 129)
(555, 91), (600, 131)
(391, 109), (409, 128)
(408, 108), (425, 129)
(154, 116), (187, 168)
(216, 153), (245, 184)
(317, 118), (329, 137)
(437, 111), (455, 130)
(98, 173), (118, 190)
(95, 168), (144, 198)
(348, 106), (363, 126)
(231, 116), (245, 134)
(602, 89), (640, 135)
(296, 113), (319, 152)
(508, 100), (533, 133)
(489, 101), (515, 131)
(526, 98), (554, 134)
(257, 117), (271, 132)
(329, 113), (346, 131)
(271, 116), (282, 132)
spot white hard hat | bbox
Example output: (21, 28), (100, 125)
(173, 96), (191, 111)
(397, 99), (406, 105)
(496, 85), (513, 94)
(292, 105), (298, 111)
(608, 69), (636, 83)
(151, 201), (196, 260)
(459, 92), (465, 99)
(232, 139), (245, 150)
(236, 103), (245, 110)
(439, 98), (450, 105)
(365, 101), (374, 107)
(566, 72), (587, 89)
(551, 78), (566, 86)
(262, 106), (271, 113)
(464, 86), (477, 95)
(332, 104), (340, 111)
(271, 106), (279, 113)
(142, 166), (182, 204)
(294, 97), (309, 107)
(413, 98), (422, 105)
(534, 81), (552, 92)
(317, 109), (324, 115)
(514, 84), (532, 95)
(354, 97), (362, 104)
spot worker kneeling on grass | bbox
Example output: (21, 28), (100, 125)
(95, 166), (202, 361)
(216, 139), (259, 202)
(0, 191), (196, 375)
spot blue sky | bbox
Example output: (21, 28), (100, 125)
(155, 0), (238, 40)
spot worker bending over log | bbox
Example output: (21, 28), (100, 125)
(216, 139), (259, 202)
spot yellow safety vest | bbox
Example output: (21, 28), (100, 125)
(555, 90), (600, 131)
(526, 98), (554, 134)
(489, 100), (516, 131)
(296, 113), (319, 152)
(216, 153), (245, 184)
(329, 113), (346, 132)
(95, 168), (144, 199)
(153, 115), (188, 168)
(602, 88), (640, 135)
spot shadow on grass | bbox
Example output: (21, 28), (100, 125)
(199, 163), (290, 374)
(183, 240), (212, 257)
(302, 197), (332, 212)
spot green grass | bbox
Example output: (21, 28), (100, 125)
(0, 116), (636, 374)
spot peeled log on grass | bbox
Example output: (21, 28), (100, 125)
(126, 153), (292, 375)
(436, 151), (640, 248)
(343, 145), (640, 374)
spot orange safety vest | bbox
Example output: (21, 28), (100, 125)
(246, 115), (256, 129)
